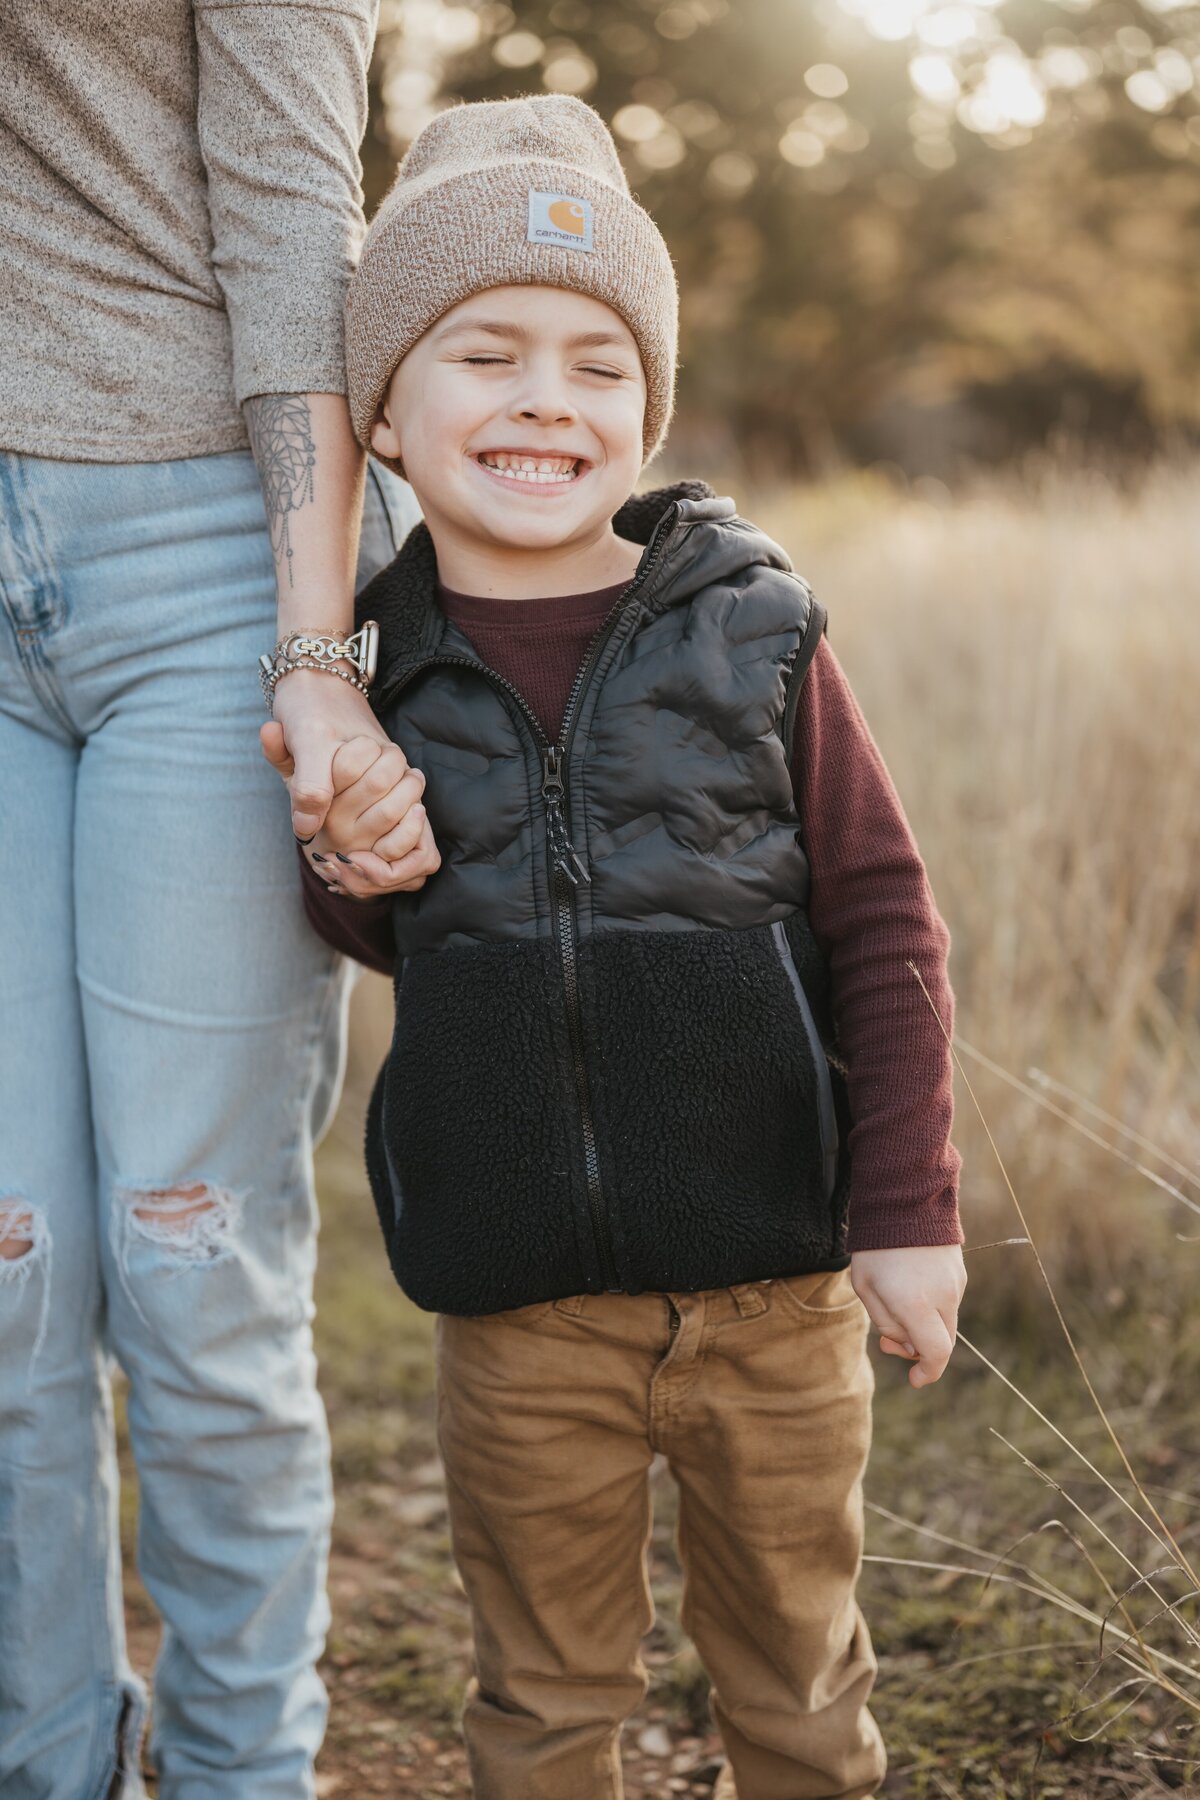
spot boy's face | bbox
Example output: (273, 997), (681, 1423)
(371, 285), (647, 557)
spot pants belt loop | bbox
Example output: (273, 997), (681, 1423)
(730, 1283), (768, 1318)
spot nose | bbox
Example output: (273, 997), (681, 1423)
(509, 361), (578, 430)
(511, 395), (577, 427)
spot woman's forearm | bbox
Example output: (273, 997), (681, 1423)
(245, 391), (367, 638)
(246, 388), (384, 839)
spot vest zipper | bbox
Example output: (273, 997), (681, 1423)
(537, 509), (682, 1291)
(373, 506), (683, 1294)
(540, 746), (590, 886)
(540, 742), (618, 1289)
(372, 652), (621, 1287)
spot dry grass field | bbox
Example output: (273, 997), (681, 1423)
(122, 462), (1200, 1797)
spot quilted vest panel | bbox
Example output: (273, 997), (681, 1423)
(375, 499), (820, 953)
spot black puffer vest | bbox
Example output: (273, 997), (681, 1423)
(357, 483), (851, 1316)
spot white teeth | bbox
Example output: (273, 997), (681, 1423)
(476, 454), (579, 484)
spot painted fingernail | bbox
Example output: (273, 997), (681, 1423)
(311, 851), (327, 863)
(335, 853), (355, 865)
(294, 832), (316, 846)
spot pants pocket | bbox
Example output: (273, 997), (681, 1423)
(771, 1267), (863, 1321)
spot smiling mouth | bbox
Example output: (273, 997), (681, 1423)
(472, 451), (585, 485)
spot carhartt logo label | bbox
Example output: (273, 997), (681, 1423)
(527, 189), (595, 252)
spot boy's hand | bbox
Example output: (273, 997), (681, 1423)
(849, 1245), (967, 1390)
(262, 716), (440, 893)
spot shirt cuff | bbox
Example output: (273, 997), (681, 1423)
(844, 1186), (963, 1253)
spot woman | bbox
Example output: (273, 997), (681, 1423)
(0, 3), (432, 1795)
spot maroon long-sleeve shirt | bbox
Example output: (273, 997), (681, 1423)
(301, 581), (963, 1252)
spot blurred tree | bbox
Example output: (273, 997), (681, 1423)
(365, 0), (1200, 474)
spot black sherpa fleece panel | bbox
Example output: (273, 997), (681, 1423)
(581, 923), (850, 1293)
(369, 940), (603, 1315)
(363, 916), (850, 1314)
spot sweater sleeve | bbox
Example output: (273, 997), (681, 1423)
(193, 0), (377, 404)
(793, 637), (963, 1251)
(299, 849), (396, 975)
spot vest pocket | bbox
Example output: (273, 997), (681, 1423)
(581, 923), (846, 1292)
(366, 940), (598, 1314)
(769, 920), (839, 1203)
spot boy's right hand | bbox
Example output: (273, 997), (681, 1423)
(849, 1244), (967, 1390)
(262, 725), (441, 894)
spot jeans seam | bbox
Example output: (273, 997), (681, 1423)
(77, 964), (323, 1033)
(293, 952), (346, 1163)
(11, 635), (81, 741)
(0, 453), (64, 635)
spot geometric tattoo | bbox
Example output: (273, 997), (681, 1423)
(244, 394), (316, 588)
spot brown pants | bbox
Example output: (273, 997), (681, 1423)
(435, 1268), (886, 1800)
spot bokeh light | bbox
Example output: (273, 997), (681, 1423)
(368, 0), (1200, 476)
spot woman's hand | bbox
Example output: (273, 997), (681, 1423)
(307, 833), (440, 899)
(265, 671), (393, 840)
(849, 1244), (967, 1390)
(262, 677), (440, 893)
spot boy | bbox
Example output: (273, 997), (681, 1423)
(287, 95), (966, 1800)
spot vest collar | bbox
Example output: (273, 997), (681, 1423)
(357, 480), (794, 702)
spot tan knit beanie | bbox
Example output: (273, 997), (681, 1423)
(345, 95), (678, 467)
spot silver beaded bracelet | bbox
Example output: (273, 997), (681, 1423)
(261, 658), (371, 710)
(259, 621), (380, 713)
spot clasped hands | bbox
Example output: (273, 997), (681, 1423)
(261, 672), (440, 897)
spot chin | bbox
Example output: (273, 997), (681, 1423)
(468, 497), (607, 550)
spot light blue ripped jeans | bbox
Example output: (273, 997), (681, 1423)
(0, 450), (419, 1800)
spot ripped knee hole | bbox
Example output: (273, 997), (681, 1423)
(0, 1201), (39, 1264)
(117, 1182), (239, 1262)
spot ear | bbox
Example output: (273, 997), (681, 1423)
(370, 402), (403, 465)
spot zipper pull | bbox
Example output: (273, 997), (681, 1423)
(540, 747), (591, 886)
(541, 745), (566, 798)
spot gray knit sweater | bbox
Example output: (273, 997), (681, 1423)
(0, 0), (377, 463)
